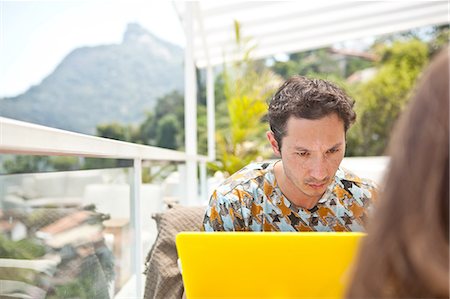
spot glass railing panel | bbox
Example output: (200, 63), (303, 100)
(0, 156), (185, 298)
(0, 166), (131, 298)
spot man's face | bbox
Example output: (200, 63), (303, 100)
(268, 113), (346, 201)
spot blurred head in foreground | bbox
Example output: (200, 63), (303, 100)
(346, 48), (449, 298)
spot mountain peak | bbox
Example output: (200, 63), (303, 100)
(0, 22), (183, 134)
(123, 22), (154, 44)
(122, 22), (180, 61)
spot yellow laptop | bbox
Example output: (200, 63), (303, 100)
(176, 232), (365, 299)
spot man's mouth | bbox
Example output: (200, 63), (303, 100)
(308, 183), (325, 189)
(306, 181), (328, 189)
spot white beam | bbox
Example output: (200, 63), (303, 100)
(206, 65), (215, 161)
(194, 2), (216, 162)
(184, 2), (199, 205)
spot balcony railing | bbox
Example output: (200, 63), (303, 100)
(0, 116), (209, 298)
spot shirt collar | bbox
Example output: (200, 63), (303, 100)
(317, 167), (343, 204)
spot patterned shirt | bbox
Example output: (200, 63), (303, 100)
(202, 161), (377, 232)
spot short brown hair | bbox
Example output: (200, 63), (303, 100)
(268, 76), (356, 147)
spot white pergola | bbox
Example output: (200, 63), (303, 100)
(174, 1), (449, 203)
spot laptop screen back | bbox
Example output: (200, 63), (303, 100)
(176, 232), (365, 298)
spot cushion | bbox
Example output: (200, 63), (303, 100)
(143, 205), (206, 299)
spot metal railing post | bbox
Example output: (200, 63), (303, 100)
(200, 161), (208, 204)
(130, 158), (143, 297)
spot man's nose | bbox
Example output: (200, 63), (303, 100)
(309, 156), (328, 181)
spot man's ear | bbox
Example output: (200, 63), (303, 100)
(266, 131), (281, 156)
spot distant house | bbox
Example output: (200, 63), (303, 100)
(36, 210), (103, 248)
(33, 209), (114, 298)
(37, 210), (92, 239)
(329, 48), (378, 61)
(346, 67), (377, 84)
(0, 210), (27, 241)
(328, 48), (379, 81)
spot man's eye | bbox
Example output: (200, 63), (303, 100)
(327, 148), (339, 154)
(297, 152), (309, 157)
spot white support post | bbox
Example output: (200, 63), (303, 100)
(184, 2), (199, 205)
(177, 163), (187, 205)
(206, 65), (216, 161)
(130, 158), (143, 297)
(199, 160), (208, 204)
(193, 1), (215, 162)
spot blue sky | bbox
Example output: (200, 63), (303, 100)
(0, 0), (185, 97)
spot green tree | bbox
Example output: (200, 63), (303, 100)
(155, 114), (181, 150)
(271, 47), (375, 79)
(427, 24), (449, 56)
(346, 39), (429, 156)
(208, 21), (282, 176)
(345, 56), (374, 79)
(272, 48), (343, 79)
(2, 156), (51, 174)
(96, 122), (139, 143)
(0, 236), (47, 293)
(139, 90), (185, 149)
(0, 235), (46, 259)
(49, 156), (80, 171)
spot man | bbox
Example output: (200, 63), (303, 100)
(203, 76), (378, 232)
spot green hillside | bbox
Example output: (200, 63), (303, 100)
(0, 23), (184, 134)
